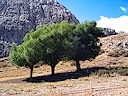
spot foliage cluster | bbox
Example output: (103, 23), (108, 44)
(9, 21), (104, 79)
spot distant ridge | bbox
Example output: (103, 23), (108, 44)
(102, 28), (118, 36)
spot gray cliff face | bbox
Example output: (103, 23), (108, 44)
(0, 41), (11, 57)
(0, 0), (79, 43)
(0, 0), (79, 57)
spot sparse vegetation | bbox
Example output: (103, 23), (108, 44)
(1, 45), (128, 95)
(91, 66), (128, 77)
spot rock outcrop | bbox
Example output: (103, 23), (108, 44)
(103, 28), (117, 36)
(116, 36), (128, 50)
(100, 33), (128, 55)
(0, 0), (79, 57)
(0, 41), (11, 57)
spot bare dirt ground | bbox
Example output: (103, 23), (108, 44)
(1, 33), (128, 96)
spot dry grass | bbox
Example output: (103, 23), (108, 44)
(1, 54), (128, 95)
(1, 53), (128, 80)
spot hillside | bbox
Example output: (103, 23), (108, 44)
(100, 33), (128, 53)
(1, 33), (128, 95)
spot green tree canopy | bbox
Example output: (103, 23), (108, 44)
(67, 21), (105, 70)
(9, 38), (40, 79)
(9, 21), (105, 78)
(36, 21), (75, 75)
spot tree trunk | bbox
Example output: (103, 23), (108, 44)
(76, 60), (81, 71)
(51, 65), (55, 76)
(29, 65), (33, 80)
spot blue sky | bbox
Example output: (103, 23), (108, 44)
(57, 0), (128, 22)
(57, 0), (128, 32)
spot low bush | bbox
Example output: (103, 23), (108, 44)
(91, 66), (128, 77)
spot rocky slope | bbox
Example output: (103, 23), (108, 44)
(0, 0), (79, 57)
(100, 33), (128, 54)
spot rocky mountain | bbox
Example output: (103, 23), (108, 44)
(0, 0), (79, 57)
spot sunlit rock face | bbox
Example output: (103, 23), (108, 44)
(0, 0), (79, 57)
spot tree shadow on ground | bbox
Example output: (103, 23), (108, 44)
(23, 67), (106, 83)
(24, 66), (128, 83)
(1, 66), (128, 83)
